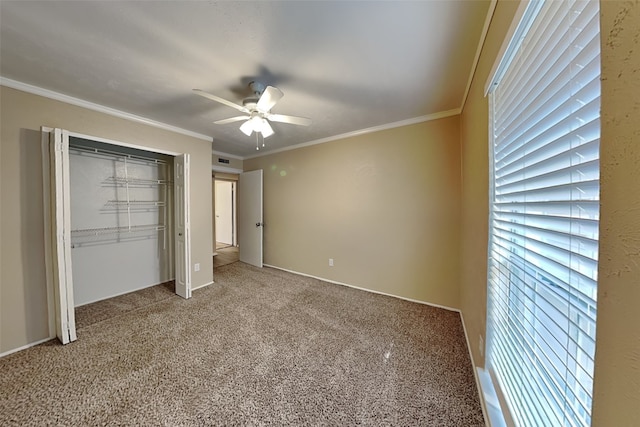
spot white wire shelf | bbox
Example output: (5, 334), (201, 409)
(70, 147), (170, 249)
(69, 144), (169, 166)
(103, 177), (172, 187)
(104, 200), (166, 207)
(71, 224), (165, 238)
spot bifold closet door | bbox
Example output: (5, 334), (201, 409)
(49, 128), (77, 344)
(45, 128), (193, 343)
(174, 153), (192, 299)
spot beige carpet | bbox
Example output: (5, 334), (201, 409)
(0, 263), (484, 426)
(75, 281), (176, 330)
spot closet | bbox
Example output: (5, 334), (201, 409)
(46, 128), (191, 344)
(68, 137), (174, 306)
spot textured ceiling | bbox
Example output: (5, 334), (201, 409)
(0, 1), (491, 159)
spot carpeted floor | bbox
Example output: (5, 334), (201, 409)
(75, 281), (176, 329)
(0, 263), (485, 426)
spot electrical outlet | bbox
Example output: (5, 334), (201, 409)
(194, 263), (200, 272)
(479, 335), (484, 357)
(329, 258), (334, 267)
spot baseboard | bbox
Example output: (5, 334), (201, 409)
(263, 264), (460, 313)
(192, 280), (214, 291)
(0, 336), (56, 359)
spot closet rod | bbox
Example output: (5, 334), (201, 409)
(69, 145), (168, 166)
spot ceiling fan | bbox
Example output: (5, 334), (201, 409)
(193, 82), (311, 140)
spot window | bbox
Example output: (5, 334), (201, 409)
(486, 1), (600, 426)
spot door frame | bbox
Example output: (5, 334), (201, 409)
(42, 127), (192, 344)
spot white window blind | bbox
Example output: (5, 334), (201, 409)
(486, 1), (600, 426)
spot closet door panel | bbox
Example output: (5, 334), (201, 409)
(49, 128), (76, 344)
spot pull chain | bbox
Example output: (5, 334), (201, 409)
(255, 132), (266, 150)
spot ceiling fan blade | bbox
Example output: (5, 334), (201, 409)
(193, 89), (249, 113)
(261, 120), (275, 138)
(266, 113), (312, 126)
(256, 86), (283, 113)
(214, 116), (249, 125)
(239, 120), (254, 136)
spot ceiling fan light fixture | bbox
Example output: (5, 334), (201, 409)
(250, 114), (264, 131)
(239, 120), (254, 136)
(261, 119), (274, 138)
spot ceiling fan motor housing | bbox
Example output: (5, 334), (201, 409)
(248, 81), (265, 97)
(243, 97), (260, 111)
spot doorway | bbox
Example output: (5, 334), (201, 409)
(214, 180), (236, 249)
(211, 170), (263, 269)
(214, 177), (239, 268)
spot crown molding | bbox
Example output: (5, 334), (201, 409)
(244, 108), (461, 160)
(2, 77), (462, 162)
(0, 77), (213, 142)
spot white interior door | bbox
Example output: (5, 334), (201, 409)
(174, 154), (191, 299)
(215, 180), (233, 245)
(49, 128), (77, 344)
(238, 170), (263, 267)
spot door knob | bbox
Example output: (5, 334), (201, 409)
(256, 222), (264, 227)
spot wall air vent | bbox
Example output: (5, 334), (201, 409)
(218, 158), (230, 164)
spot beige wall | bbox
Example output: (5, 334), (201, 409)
(592, 1), (640, 424)
(211, 154), (243, 172)
(460, 0), (640, 424)
(244, 117), (462, 308)
(0, 86), (214, 353)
